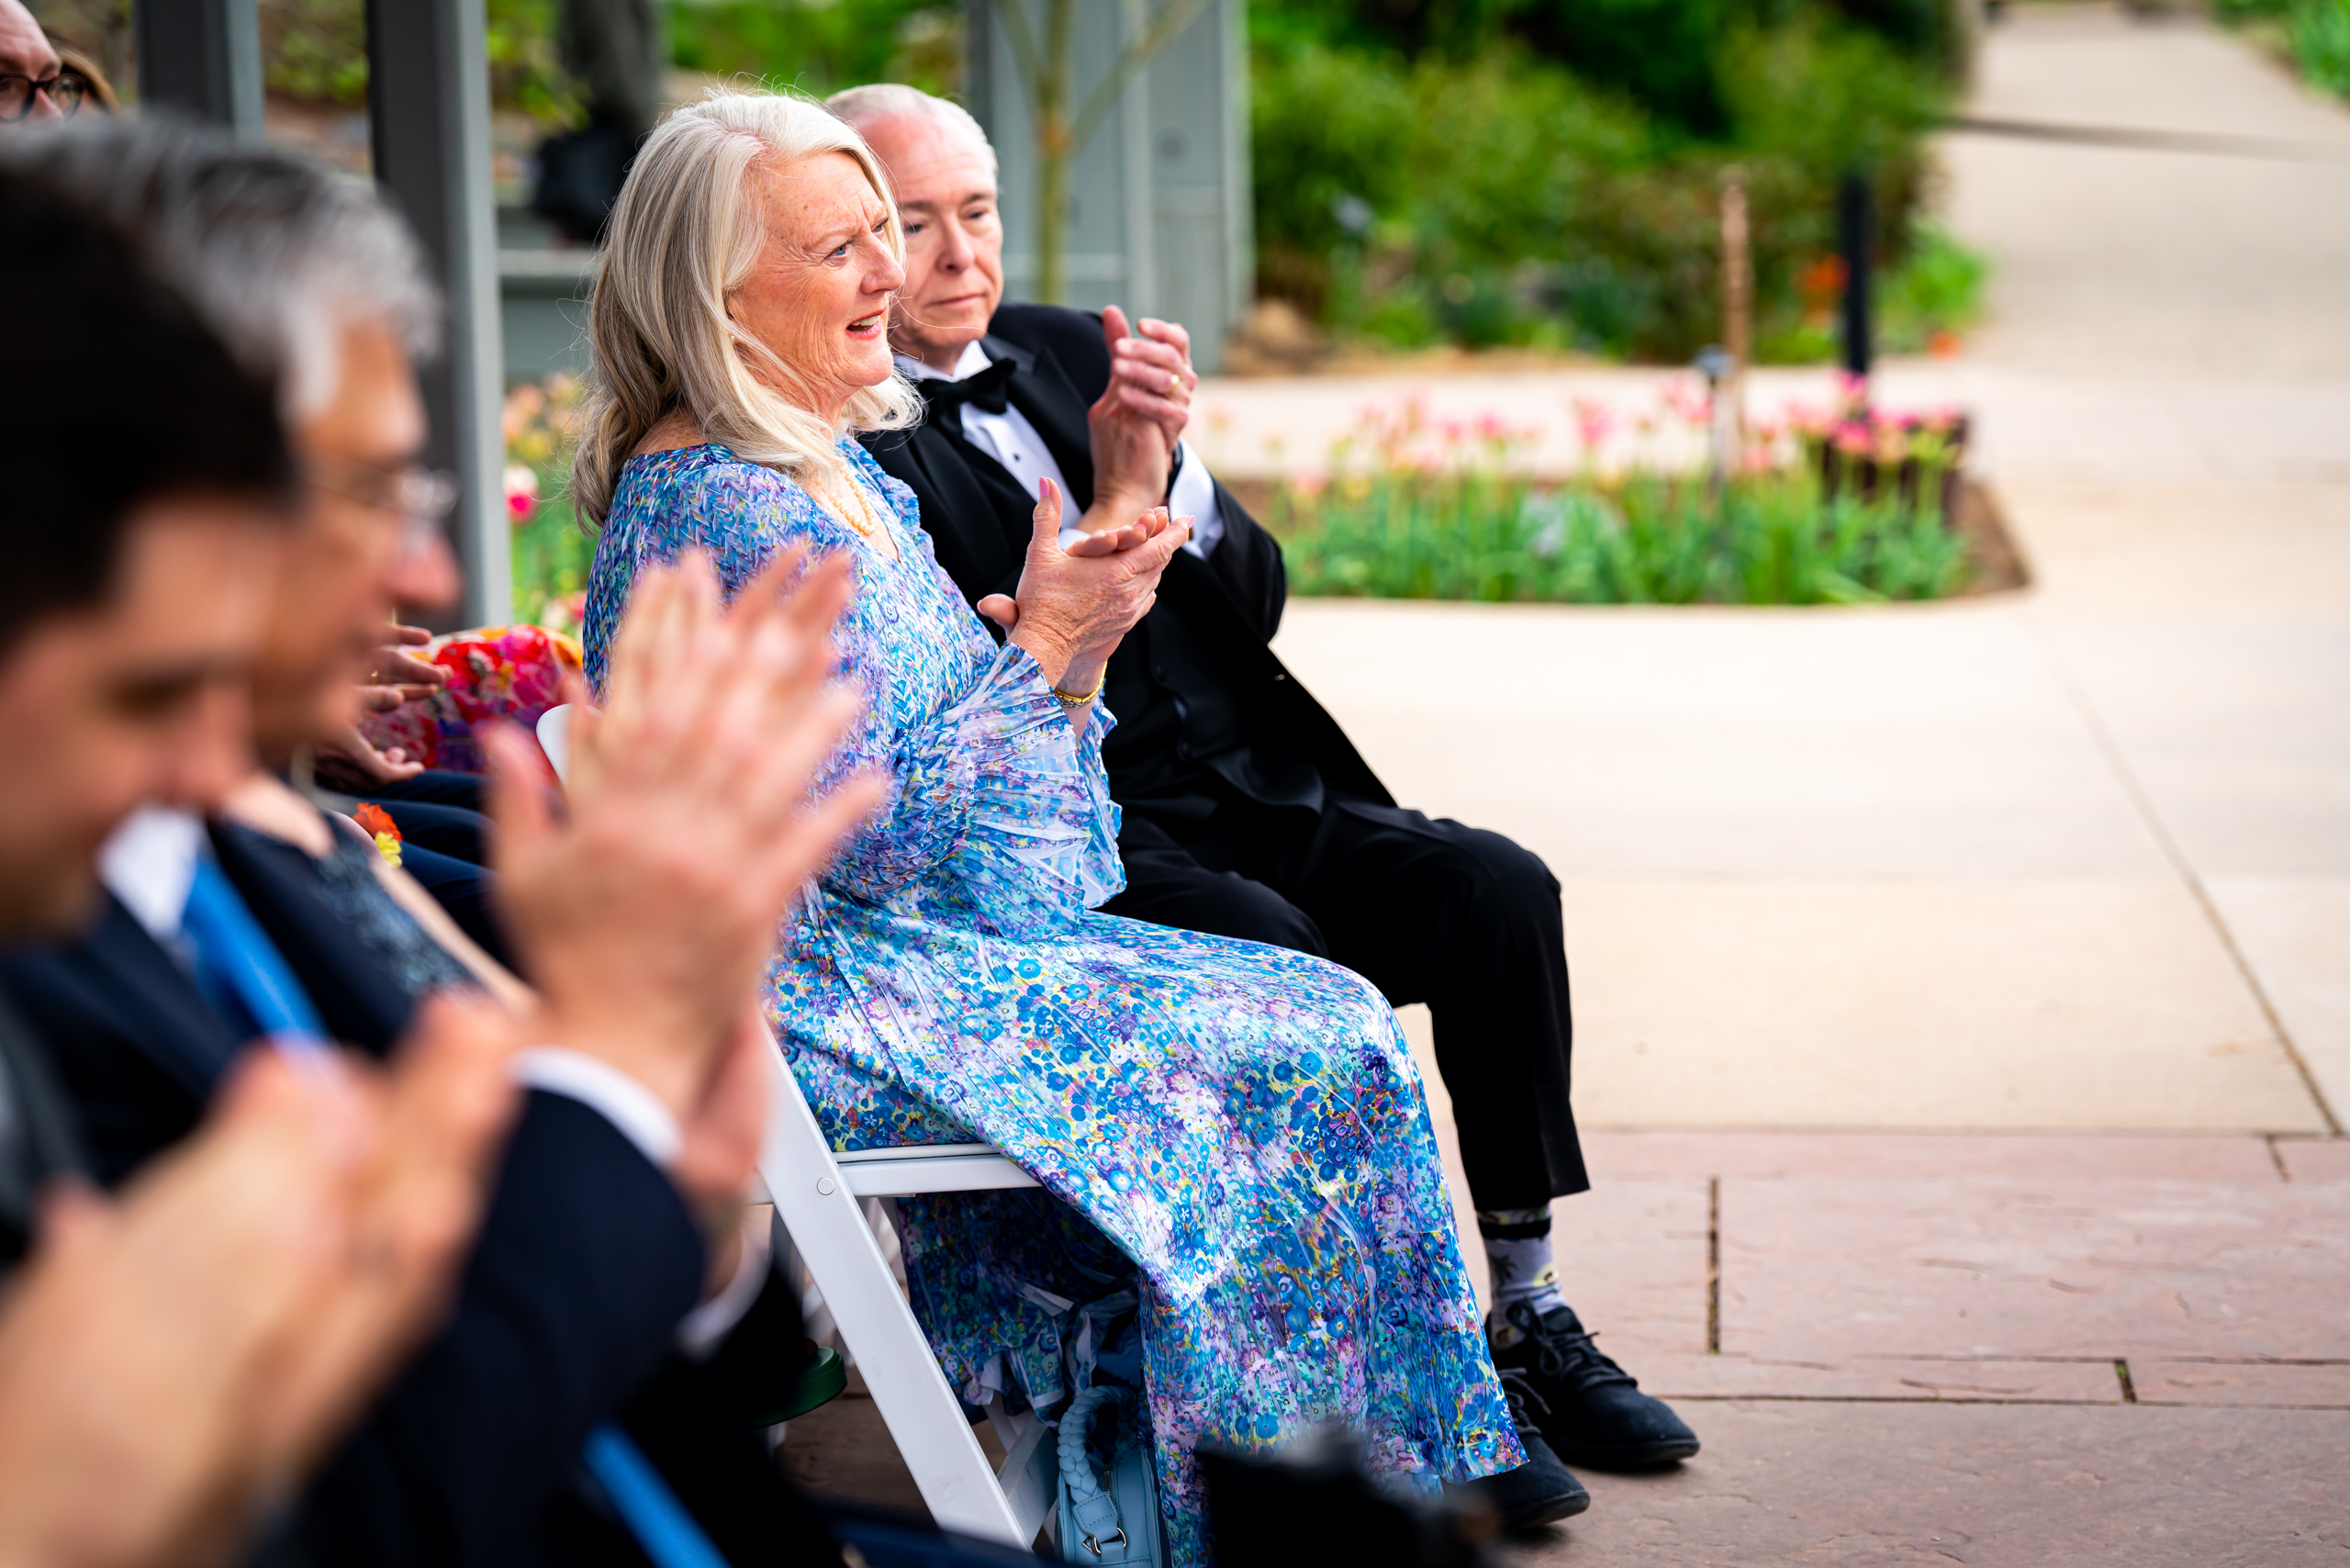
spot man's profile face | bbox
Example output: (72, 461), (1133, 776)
(857, 114), (1003, 368)
(0, 505), (279, 935)
(249, 315), (458, 763)
(0, 0), (63, 127)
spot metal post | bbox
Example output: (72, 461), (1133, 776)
(366, 0), (509, 629)
(132, 0), (263, 138)
(1837, 169), (1873, 384)
(1719, 166), (1751, 439)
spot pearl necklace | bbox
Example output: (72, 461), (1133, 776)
(812, 470), (894, 556)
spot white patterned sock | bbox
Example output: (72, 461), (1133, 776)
(1479, 1206), (1564, 1346)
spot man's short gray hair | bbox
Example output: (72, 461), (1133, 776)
(0, 118), (440, 421)
(823, 84), (998, 182)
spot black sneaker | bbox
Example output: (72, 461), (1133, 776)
(1490, 1301), (1700, 1469)
(1452, 1369), (1591, 1532)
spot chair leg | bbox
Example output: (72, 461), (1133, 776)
(986, 1395), (1061, 1544)
(757, 1047), (1027, 1546)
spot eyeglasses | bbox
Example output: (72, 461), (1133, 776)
(304, 460), (461, 554)
(0, 72), (90, 121)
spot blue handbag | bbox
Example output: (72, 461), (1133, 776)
(1055, 1385), (1167, 1565)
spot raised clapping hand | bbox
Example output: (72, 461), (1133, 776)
(0, 996), (520, 1568)
(1080, 306), (1200, 531)
(977, 476), (1189, 711)
(480, 546), (885, 1212)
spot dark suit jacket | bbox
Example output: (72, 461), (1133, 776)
(0, 987), (87, 1271)
(0, 825), (712, 1567)
(863, 303), (1392, 844)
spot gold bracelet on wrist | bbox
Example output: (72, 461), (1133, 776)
(1050, 667), (1106, 707)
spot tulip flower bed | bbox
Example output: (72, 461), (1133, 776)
(1265, 382), (1977, 606)
(505, 373), (593, 633)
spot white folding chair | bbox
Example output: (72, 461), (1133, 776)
(535, 704), (1058, 1549)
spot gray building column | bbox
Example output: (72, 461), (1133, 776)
(966, 0), (1251, 372)
(366, 0), (510, 628)
(132, 0), (264, 138)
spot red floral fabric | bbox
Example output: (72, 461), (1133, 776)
(358, 623), (581, 775)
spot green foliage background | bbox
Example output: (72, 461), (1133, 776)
(2213, 0), (2350, 98)
(258, 0), (584, 123)
(668, 0), (963, 95)
(1251, 0), (1977, 360)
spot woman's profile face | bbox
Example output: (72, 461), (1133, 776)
(731, 151), (905, 421)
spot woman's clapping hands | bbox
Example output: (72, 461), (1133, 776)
(976, 476), (1190, 709)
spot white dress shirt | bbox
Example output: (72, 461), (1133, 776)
(896, 340), (1226, 560)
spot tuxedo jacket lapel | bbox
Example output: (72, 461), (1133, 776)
(988, 334), (1096, 510)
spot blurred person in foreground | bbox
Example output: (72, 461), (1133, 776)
(829, 83), (1698, 1521)
(0, 121), (887, 1565)
(0, 160), (520, 1568)
(574, 87), (1520, 1566)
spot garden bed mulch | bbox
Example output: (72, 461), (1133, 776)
(1216, 473), (2031, 600)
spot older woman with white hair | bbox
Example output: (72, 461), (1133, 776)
(575, 87), (1517, 1561)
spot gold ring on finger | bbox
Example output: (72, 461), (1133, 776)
(1167, 372), (1181, 396)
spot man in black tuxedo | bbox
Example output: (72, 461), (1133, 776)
(831, 86), (1699, 1517)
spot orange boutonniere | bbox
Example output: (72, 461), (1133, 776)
(352, 802), (404, 868)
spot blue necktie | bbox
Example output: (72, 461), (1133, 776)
(582, 1423), (731, 1568)
(184, 853), (725, 1567)
(179, 854), (329, 1055)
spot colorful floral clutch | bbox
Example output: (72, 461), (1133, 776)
(358, 622), (582, 775)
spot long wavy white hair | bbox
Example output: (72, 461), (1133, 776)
(571, 87), (923, 528)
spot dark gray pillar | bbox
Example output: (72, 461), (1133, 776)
(366, 0), (509, 628)
(132, 0), (263, 138)
(1838, 170), (1874, 383)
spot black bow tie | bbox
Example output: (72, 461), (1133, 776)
(918, 355), (1019, 418)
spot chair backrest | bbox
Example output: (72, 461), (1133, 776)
(537, 703), (575, 788)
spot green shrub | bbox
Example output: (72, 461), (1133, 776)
(1250, 14), (1969, 363)
(258, 0), (580, 122)
(669, 0), (962, 96)
(2291, 0), (2350, 95)
(2211, 0), (2350, 100)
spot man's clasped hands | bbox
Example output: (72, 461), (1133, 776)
(977, 307), (1200, 704)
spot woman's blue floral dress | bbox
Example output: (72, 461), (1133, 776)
(584, 441), (1518, 1561)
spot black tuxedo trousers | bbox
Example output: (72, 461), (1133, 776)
(867, 304), (1587, 1210)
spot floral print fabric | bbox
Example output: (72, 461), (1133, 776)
(358, 623), (582, 775)
(583, 442), (1517, 1562)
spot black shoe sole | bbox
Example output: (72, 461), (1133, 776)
(1502, 1484), (1593, 1532)
(1547, 1436), (1700, 1470)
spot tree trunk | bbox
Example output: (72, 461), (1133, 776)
(1034, 0), (1076, 304)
